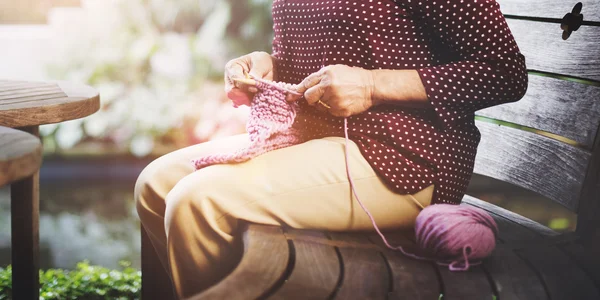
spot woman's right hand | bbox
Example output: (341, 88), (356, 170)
(225, 51), (276, 107)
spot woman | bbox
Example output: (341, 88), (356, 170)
(135, 0), (528, 298)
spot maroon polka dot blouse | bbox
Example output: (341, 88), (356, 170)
(271, 0), (528, 205)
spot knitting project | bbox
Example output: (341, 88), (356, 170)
(191, 77), (306, 169)
(190, 76), (497, 271)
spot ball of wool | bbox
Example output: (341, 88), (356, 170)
(414, 204), (499, 270)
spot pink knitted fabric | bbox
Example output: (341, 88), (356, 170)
(192, 77), (306, 169)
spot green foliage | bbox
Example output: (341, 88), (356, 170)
(0, 261), (141, 300)
(548, 217), (571, 230)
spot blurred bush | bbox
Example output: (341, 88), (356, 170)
(0, 261), (141, 300)
(43, 0), (273, 156)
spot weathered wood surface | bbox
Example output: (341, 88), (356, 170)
(476, 75), (600, 147)
(269, 229), (339, 300)
(473, 121), (589, 211)
(0, 126), (42, 187)
(462, 196), (559, 239)
(366, 232), (442, 299)
(497, 0), (600, 22)
(518, 246), (600, 299)
(575, 99), (600, 240)
(190, 213), (600, 300)
(483, 247), (548, 300)
(507, 18), (600, 81)
(328, 234), (389, 299)
(0, 80), (100, 128)
(193, 226), (289, 300)
(560, 243), (600, 286)
(438, 265), (493, 300)
(10, 126), (40, 300)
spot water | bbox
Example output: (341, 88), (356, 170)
(0, 157), (149, 271)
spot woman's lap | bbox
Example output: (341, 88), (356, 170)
(138, 133), (433, 232)
(135, 133), (434, 297)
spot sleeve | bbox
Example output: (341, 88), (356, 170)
(413, 0), (528, 129)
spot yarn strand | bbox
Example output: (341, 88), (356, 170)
(192, 76), (499, 271)
(343, 117), (485, 270)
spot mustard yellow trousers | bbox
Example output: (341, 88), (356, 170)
(135, 133), (434, 298)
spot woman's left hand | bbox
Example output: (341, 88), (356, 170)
(287, 65), (378, 117)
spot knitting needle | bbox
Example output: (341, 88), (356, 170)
(232, 77), (257, 86)
(232, 69), (257, 86)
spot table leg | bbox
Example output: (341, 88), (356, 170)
(11, 126), (40, 300)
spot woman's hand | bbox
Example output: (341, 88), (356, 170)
(225, 51), (277, 107)
(287, 65), (377, 117)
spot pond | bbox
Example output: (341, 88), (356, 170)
(0, 156), (577, 271)
(0, 156), (151, 271)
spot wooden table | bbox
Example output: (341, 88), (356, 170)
(0, 80), (99, 299)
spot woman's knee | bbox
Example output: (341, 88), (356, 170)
(163, 164), (245, 232)
(135, 153), (194, 220)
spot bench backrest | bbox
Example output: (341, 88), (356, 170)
(473, 0), (600, 238)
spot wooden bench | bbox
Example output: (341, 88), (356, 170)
(141, 0), (600, 299)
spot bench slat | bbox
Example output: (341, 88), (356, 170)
(483, 247), (548, 300)
(367, 233), (442, 300)
(476, 75), (600, 148)
(193, 225), (289, 300)
(381, 249), (441, 300)
(559, 243), (600, 287)
(473, 121), (589, 211)
(463, 195), (558, 240)
(329, 233), (389, 299)
(507, 18), (600, 81)
(438, 265), (493, 299)
(517, 246), (600, 299)
(269, 229), (340, 300)
(497, 0), (600, 22)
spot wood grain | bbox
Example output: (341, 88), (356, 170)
(438, 265), (493, 300)
(192, 225), (289, 300)
(0, 126), (42, 187)
(497, 0), (600, 22)
(473, 121), (589, 211)
(462, 196), (559, 239)
(517, 246), (600, 299)
(576, 94), (600, 240)
(367, 234), (441, 300)
(507, 18), (600, 81)
(483, 247), (548, 300)
(476, 75), (600, 147)
(328, 233), (389, 300)
(0, 80), (100, 127)
(269, 229), (340, 300)
(560, 243), (600, 286)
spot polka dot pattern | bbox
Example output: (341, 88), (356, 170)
(271, 0), (528, 204)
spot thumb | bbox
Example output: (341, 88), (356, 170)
(286, 70), (324, 102)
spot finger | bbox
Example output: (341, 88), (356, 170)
(225, 61), (249, 90)
(226, 89), (252, 107)
(304, 83), (327, 106)
(287, 69), (325, 102)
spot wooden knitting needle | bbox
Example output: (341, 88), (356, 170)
(232, 70), (257, 86)
(232, 77), (257, 86)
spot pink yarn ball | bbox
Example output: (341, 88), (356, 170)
(414, 204), (499, 269)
